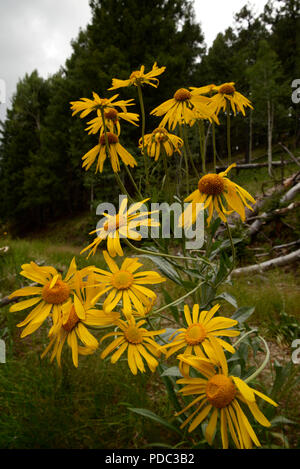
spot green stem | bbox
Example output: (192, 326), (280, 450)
(124, 238), (213, 267)
(226, 100), (231, 165)
(124, 163), (144, 200)
(198, 120), (206, 174)
(137, 84), (149, 191)
(158, 364), (182, 413)
(114, 172), (134, 204)
(179, 125), (190, 195)
(183, 124), (199, 179)
(150, 281), (204, 316)
(161, 146), (169, 191)
(244, 336), (270, 384)
(233, 328), (258, 348)
(225, 221), (236, 269)
(212, 121), (217, 172)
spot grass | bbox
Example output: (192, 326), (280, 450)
(0, 350), (177, 449)
(222, 267), (300, 340)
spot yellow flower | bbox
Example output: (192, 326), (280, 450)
(188, 84), (220, 125)
(150, 88), (213, 130)
(82, 131), (137, 173)
(108, 62), (166, 90)
(41, 271), (120, 367)
(122, 297), (157, 319)
(209, 82), (253, 116)
(9, 258), (93, 338)
(161, 304), (239, 376)
(81, 197), (159, 258)
(179, 163), (256, 226)
(85, 107), (139, 136)
(100, 316), (165, 374)
(175, 355), (278, 449)
(189, 84), (216, 95)
(70, 92), (135, 119)
(91, 251), (166, 316)
(140, 127), (184, 161)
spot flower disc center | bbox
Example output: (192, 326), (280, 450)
(124, 325), (143, 344)
(153, 127), (168, 142)
(198, 174), (225, 195)
(42, 279), (70, 305)
(62, 305), (80, 332)
(111, 270), (134, 290)
(104, 108), (118, 121)
(185, 324), (206, 345)
(174, 88), (191, 102)
(206, 374), (236, 408)
(99, 132), (119, 145)
(219, 84), (235, 95)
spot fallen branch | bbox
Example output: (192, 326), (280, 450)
(280, 182), (300, 203)
(245, 171), (300, 220)
(271, 239), (300, 250)
(232, 248), (300, 276)
(247, 177), (300, 236)
(0, 282), (37, 308)
(278, 142), (300, 167)
(216, 160), (300, 172)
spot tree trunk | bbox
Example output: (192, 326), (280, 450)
(267, 100), (273, 177)
(90, 180), (94, 213)
(248, 109), (253, 163)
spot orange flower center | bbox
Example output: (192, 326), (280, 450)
(124, 325), (143, 344)
(206, 374), (236, 408)
(173, 88), (191, 102)
(42, 279), (70, 304)
(219, 84), (235, 95)
(111, 270), (134, 290)
(184, 324), (207, 345)
(104, 108), (118, 121)
(198, 173), (225, 195)
(99, 132), (119, 145)
(153, 127), (168, 142)
(62, 305), (80, 332)
(103, 214), (127, 233)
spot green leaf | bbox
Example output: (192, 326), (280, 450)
(139, 254), (182, 286)
(270, 416), (296, 426)
(232, 306), (255, 324)
(216, 292), (238, 308)
(161, 366), (183, 378)
(128, 408), (182, 436)
(162, 288), (180, 322)
(210, 238), (243, 259)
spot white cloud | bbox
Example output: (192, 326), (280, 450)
(194, 0), (267, 48)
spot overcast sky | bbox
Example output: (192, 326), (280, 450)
(0, 0), (268, 122)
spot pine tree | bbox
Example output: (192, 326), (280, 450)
(0, 71), (50, 233)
